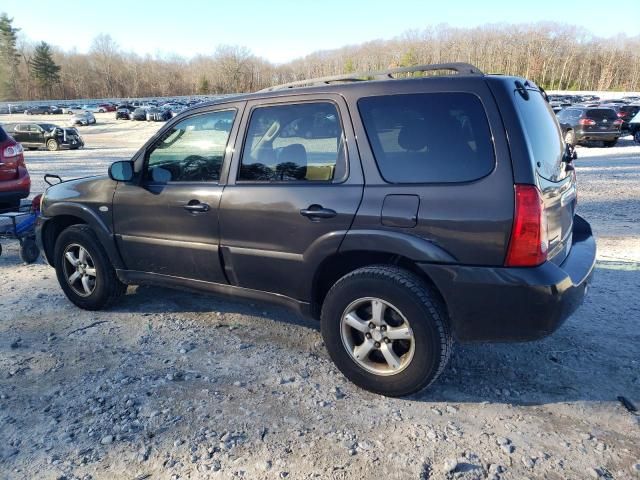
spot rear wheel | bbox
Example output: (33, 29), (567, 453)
(54, 225), (126, 310)
(635, 130), (640, 144)
(46, 139), (59, 151)
(564, 130), (576, 146)
(603, 139), (617, 147)
(321, 265), (452, 397)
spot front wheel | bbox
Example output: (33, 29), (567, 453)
(321, 265), (453, 397)
(54, 225), (126, 310)
(46, 139), (59, 151)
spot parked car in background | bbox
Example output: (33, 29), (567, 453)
(25, 105), (52, 115)
(62, 105), (83, 114)
(146, 107), (172, 122)
(36, 64), (596, 397)
(629, 111), (640, 144)
(116, 105), (136, 120)
(0, 125), (30, 210)
(2, 122), (84, 151)
(98, 103), (117, 112)
(70, 111), (96, 126)
(48, 106), (63, 114)
(603, 103), (640, 134)
(81, 104), (106, 113)
(131, 107), (149, 121)
(0, 104), (25, 114)
(557, 106), (622, 147)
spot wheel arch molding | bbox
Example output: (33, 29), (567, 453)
(40, 202), (125, 269)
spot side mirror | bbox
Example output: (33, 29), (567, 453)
(109, 161), (134, 182)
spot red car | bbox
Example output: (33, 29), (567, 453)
(0, 125), (30, 210)
(98, 103), (116, 112)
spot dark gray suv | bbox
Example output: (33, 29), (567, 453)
(36, 63), (596, 396)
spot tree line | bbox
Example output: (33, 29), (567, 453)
(1, 14), (639, 102)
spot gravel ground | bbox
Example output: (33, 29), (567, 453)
(0, 113), (639, 480)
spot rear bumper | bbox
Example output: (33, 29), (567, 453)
(0, 189), (29, 202)
(420, 215), (596, 342)
(0, 171), (30, 202)
(575, 129), (620, 142)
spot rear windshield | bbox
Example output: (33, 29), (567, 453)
(358, 92), (494, 183)
(0, 126), (7, 142)
(513, 88), (565, 182)
(586, 109), (618, 121)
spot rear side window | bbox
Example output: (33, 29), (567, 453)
(586, 109), (618, 121)
(239, 102), (345, 182)
(358, 93), (494, 183)
(513, 89), (565, 182)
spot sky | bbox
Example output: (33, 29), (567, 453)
(2, 0), (638, 64)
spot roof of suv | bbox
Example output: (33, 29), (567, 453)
(191, 62), (503, 110)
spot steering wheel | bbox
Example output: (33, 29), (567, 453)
(181, 155), (211, 181)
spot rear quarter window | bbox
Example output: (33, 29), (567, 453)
(513, 89), (565, 182)
(358, 92), (494, 183)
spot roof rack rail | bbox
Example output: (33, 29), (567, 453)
(260, 62), (483, 92)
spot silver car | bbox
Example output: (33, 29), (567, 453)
(70, 111), (96, 126)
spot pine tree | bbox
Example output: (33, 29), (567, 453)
(0, 13), (21, 100)
(197, 76), (210, 94)
(30, 41), (60, 97)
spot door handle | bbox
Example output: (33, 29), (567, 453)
(183, 201), (210, 213)
(300, 205), (337, 220)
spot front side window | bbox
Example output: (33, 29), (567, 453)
(146, 109), (236, 183)
(239, 102), (345, 182)
(358, 93), (494, 183)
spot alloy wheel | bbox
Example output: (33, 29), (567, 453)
(340, 297), (415, 376)
(62, 243), (97, 297)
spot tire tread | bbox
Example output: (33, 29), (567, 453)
(322, 264), (453, 395)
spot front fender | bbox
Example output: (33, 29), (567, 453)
(39, 202), (124, 269)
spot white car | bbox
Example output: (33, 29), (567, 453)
(70, 111), (96, 126)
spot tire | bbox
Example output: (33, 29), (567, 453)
(603, 139), (617, 147)
(320, 265), (452, 397)
(634, 130), (640, 144)
(54, 225), (126, 310)
(46, 139), (59, 151)
(564, 130), (576, 147)
(19, 236), (40, 264)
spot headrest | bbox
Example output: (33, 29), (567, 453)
(397, 120), (428, 151)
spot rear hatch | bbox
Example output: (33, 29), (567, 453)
(584, 108), (619, 133)
(512, 86), (576, 265)
(0, 127), (19, 181)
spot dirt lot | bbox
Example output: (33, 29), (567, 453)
(0, 112), (639, 480)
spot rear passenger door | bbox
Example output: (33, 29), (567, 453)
(12, 124), (31, 146)
(219, 95), (364, 300)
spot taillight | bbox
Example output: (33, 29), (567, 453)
(3, 143), (23, 158)
(613, 119), (623, 126)
(505, 185), (548, 267)
(578, 118), (596, 126)
(31, 194), (42, 213)
(617, 112), (627, 118)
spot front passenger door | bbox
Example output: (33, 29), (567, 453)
(113, 107), (242, 283)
